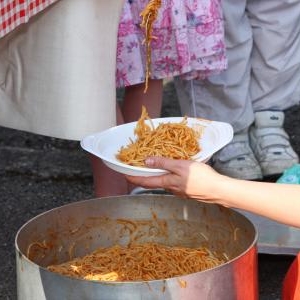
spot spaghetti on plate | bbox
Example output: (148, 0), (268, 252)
(116, 106), (204, 167)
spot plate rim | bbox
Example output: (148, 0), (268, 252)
(80, 117), (233, 176)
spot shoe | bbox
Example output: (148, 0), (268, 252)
(211, 129), (263, 180)
(249, 111), (299, 177)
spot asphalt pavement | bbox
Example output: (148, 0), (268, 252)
(0, 81), (299, 299)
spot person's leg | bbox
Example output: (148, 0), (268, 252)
(249, 0), (300, 112)
(92, 79), (163, 197)
(174, 0), (262, 180)
(121, 79), (163, 194)
(121, 79), (163, 122)
(175, 0), (253, 131)
(90, 154), (130, 197)
(90, 103), (129, 197)
(247, 0), (300, 176)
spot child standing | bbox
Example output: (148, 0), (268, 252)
(92, 0), (227, 197)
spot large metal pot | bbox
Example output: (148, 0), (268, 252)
(16, 195), (258, 300)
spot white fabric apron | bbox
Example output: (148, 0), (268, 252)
(0, 0), (123, 140)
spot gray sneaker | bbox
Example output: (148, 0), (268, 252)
(211, 129), (263, 180)
(249, 111), (299, 177)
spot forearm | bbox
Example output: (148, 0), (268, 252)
(127, 158), (300, 228)
(210, 177), (300, 228)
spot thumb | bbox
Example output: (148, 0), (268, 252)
(144, 156), (180, 172)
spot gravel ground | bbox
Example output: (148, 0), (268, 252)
(0, 81), (299, 299)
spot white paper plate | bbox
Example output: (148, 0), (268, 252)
(81, 117), (233, 177)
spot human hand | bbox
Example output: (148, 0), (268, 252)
(126, 157), (225, 201)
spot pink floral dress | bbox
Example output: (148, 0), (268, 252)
(116, 0), (227, 88)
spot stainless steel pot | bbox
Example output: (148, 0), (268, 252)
(16, 195), (258, 300)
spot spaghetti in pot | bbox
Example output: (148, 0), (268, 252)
(47, 242), (227, 282)
(116, 106), (203, 167)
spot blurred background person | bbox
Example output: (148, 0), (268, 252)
(174, 0), (300, 180)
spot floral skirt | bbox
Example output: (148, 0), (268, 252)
(116, 0), (227, 87)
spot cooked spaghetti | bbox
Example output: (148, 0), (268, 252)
(140, 0), (162, 92)
(47, 242), (226, 282)
(116, 106), (203, 167)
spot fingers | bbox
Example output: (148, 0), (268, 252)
(126, 174), (167, 189)
(144, 156), (188, 173)
(126, 157), (193, 192)
(125, 156), (192, 176)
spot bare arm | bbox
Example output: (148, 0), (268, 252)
(215, 175), (300, 227)
(126, 157), (300, 228)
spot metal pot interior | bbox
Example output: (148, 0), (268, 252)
(16, 194), (257, 272)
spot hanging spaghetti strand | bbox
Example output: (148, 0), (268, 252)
(140, 0), (162, 93)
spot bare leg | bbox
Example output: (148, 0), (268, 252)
(91, 79), (163, 197)
(121, 79), (163, 122)
(90, 104), (129, 197)
(121, 79), (163, 192)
